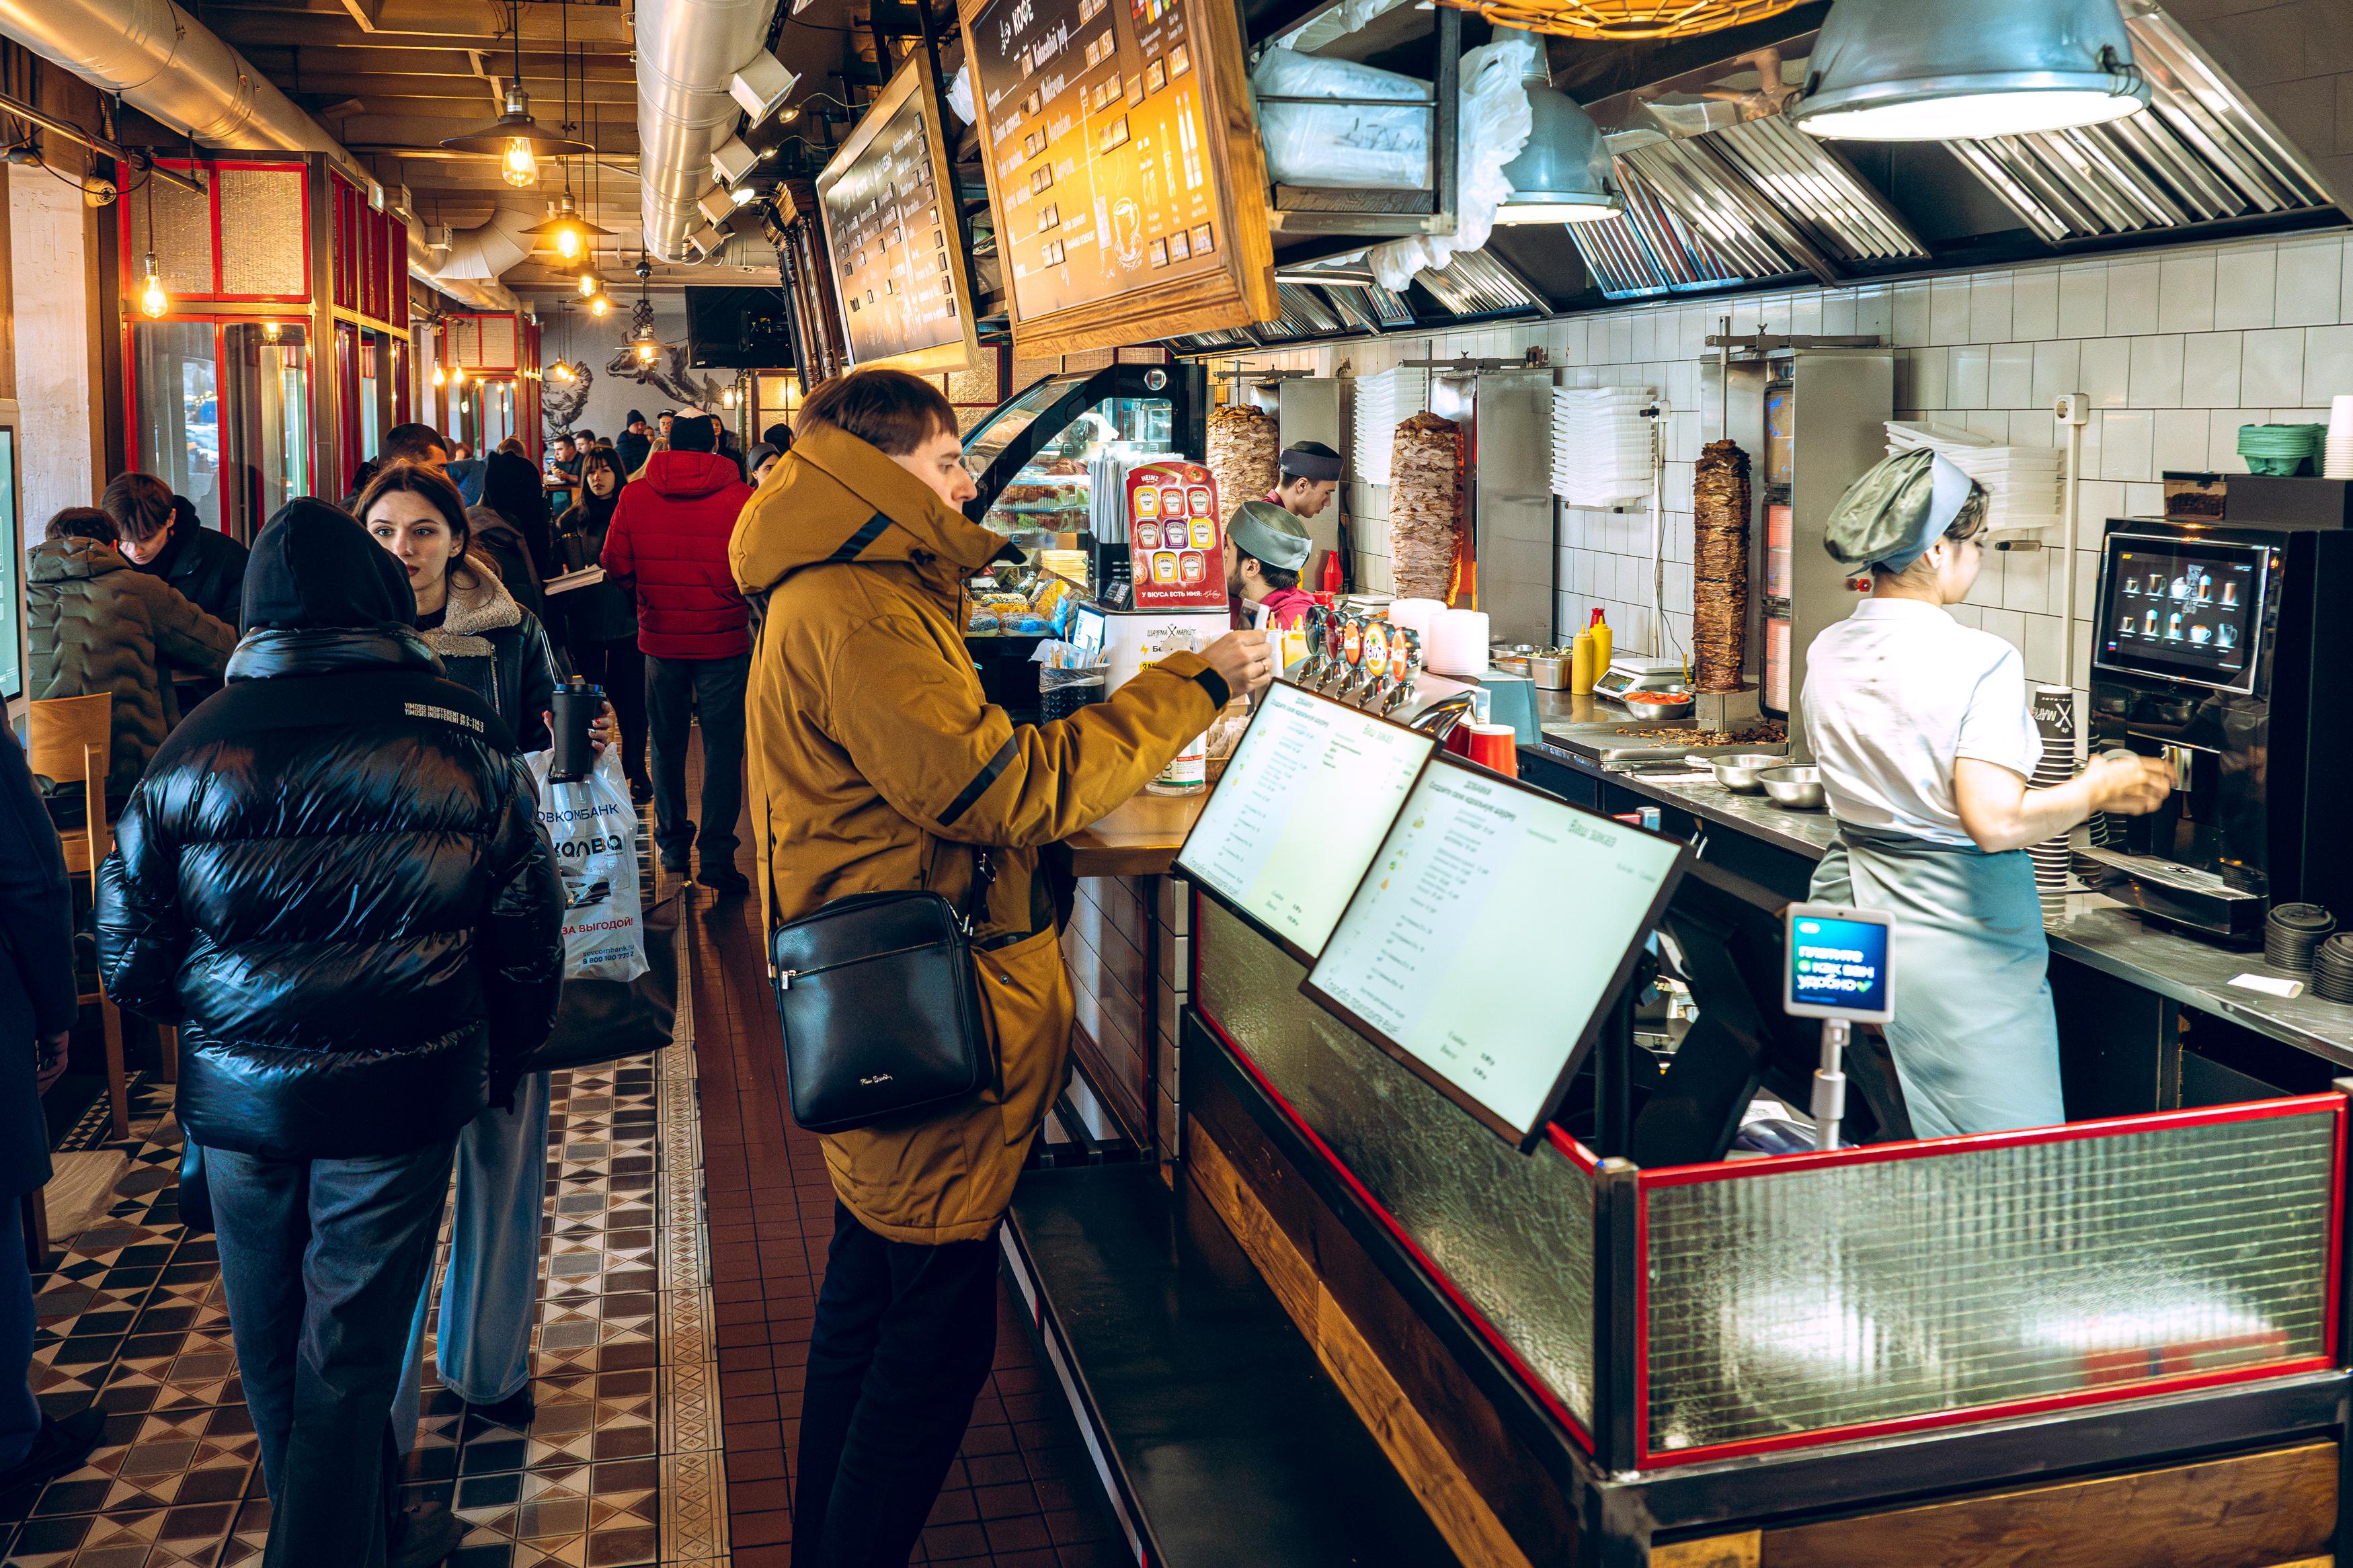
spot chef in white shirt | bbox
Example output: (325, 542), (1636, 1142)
(1806, 450), (2171, 1137)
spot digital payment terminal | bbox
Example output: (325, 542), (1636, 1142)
(1783, 904), (1895, 1150)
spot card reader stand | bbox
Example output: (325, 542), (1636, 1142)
(1626, 862), (1911, 1167)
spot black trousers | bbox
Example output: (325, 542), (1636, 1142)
(206, 1139), (456, 1568)
(795, 1202), (1002, 1568)
(570, 636), (649, 786)
(643, 651), (749, 868)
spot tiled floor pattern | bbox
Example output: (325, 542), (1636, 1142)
(684, 860), (1133, 1568)
(1, 883), (721, 1566)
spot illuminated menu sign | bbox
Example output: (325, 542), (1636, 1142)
(959, 0), (1273, 353)
(815, 55), (978, 374)
(1175, 684), (1435, 963)
(1125, 459), (1224, 608)
(1304, 759), (1687, 1149)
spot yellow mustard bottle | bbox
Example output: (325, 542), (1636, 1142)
(1587, 608), (1613, 683)
(1570, 628), (1597, 694)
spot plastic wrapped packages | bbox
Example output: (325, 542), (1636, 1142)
(1250, 48), (1433, 191)
(946, 63), (973, 126)
(1368, 31), (1539, 290)
(1028, 572), (1080, 638)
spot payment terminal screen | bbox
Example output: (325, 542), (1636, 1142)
(1789, 914), (1890, 1017)
(1305, 758), (1683, 1143)
(1176, 683), (1433, 962)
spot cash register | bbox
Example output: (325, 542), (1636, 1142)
(2079, 513), (2353, 943)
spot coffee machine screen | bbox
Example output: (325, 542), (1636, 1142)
(2093, 534), (2270, 694)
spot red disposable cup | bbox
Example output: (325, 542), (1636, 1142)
(1464, 722), (1518, 777)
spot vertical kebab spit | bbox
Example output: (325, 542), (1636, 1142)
(1207, 403), (1279, 530)
(1389, 410), (1464, 603)
(1692, 438), (1751, 693)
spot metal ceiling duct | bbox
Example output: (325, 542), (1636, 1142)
(1254, 283), (1350, 343)
(407, 220), (525, 314)
(436, 208), (540, 281)
(1940, 9), (2333, 243)
(1566, 159), (1763, 297)
(637, 0), (781, 264)
(1412, 247), (1545, 316)
(1706, 115), (1926, 262)
(0, 0), (369, 181)
(1618, 136), (1817, 280)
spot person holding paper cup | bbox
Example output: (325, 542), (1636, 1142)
(1805, 450), (2172, 1137)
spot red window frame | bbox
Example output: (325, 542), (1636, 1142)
(118, 158), (313, 306)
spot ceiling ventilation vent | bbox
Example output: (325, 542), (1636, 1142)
(1940, 9), (2333, 243)
(1412, 247), (1545, 317)
(1706, 114), (1926, 263)
(1566, 160), (1762, 298)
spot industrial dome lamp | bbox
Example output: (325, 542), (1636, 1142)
(1492, 32), (1620, 224)
(1790, 0), (2149, 142)
(440, 1), (594, 185)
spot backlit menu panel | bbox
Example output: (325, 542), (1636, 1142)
(1306, 760), (1687, 1147)
(959, 0), (1271, 352)
(815, 56), (978, 373)
(1175, 684), (1434, 962)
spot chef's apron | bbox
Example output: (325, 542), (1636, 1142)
(1810, 823), (2063, 1139)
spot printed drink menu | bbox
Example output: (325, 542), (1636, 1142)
(1175, 684), (1435, 963)
(965, 0), (1236, 335)
(815, 56), (975, 372)
(1305, 759), (1687, 1147)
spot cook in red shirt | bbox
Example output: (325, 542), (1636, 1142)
(1224, 499), (1316, 630)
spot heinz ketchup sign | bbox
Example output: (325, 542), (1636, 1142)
(1125, 461), (1227, 610)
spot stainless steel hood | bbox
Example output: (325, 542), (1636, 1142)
(1940, 7), (2332, 244)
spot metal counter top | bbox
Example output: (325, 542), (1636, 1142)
(1527, 737), (2353, 1065)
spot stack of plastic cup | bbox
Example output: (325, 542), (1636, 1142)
(2327, 395), (2353, 479)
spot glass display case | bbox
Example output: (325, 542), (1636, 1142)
(963, 362), (1207, 585)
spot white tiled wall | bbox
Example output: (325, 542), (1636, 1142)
(1218, 226), (2353, 703)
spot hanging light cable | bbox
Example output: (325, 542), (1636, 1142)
(440, 0), (594, 185)
(135, 164), (169, 319)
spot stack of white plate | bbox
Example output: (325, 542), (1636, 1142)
(1351, 367), (1429, 487)
(1550, 386), (1656, 507)
(1886, 421), (2063, 536)
(2326, 395), (2353, 479)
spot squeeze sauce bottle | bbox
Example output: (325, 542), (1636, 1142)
(1570, 628), (1597, 695)
(1588, 608), (1612, 681)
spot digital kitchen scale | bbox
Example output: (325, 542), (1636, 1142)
(1593, 655), (1689, 701)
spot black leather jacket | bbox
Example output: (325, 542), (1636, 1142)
(94, 625), (564, 1159)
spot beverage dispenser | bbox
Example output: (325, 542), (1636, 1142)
(2081, 514), (2353, 942)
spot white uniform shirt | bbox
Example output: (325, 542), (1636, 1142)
(1800, 597), (2042, 848)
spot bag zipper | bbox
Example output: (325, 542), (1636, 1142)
(776, 937), (953, 989)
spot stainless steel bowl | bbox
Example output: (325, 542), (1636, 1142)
(1687, 753), (1786, 793)
(1623, 690), (1695, 720)
(1758, 764), (1826, 809)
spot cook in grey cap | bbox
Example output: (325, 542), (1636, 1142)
(1823, 448), (1985, 573)
(1224, 499), (1317, 629)
(1796, 440), (2173, 1143)
(1268, 440), (1343, 520)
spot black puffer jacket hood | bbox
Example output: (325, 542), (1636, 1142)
(93, 571), (564, 1159)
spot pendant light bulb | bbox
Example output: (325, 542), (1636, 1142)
(723, 384), (737, 409)
(136, 253), (169, 319)
(262, 320), (282, 341)
(432, 364), (446, 388)
(555, 225), (584, 261)
(577, 271), (598, 296)
(634, 336), (657, 366)
(502, 135), (539, 188)
(452, 363), (467, 387)
(589, 293), (610, 318)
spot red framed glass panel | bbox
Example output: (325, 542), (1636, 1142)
(119, 159), (311, 306)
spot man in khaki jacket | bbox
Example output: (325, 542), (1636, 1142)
(732, 368), (1269, 1567)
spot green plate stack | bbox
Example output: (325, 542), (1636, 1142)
(2238, 423), (2325, 475)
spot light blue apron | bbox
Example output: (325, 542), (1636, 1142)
(1810, 823), (2063, 1139)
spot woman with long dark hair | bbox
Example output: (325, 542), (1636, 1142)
(554, 446), (651, 800)
(479, 450), (556, 608)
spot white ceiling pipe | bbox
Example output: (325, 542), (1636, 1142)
(703, 231), (777, 270)
(0, 0), (372, 185)
(637, 0), (778, 263)
(407, 216), (523, 315)
(434, 206), (539, 281)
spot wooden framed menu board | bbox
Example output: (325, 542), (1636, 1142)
(959, 0), (1275, 356)
(813, 54), (980, 376)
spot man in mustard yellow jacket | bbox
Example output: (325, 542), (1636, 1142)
(731, 368), (1269, 1566)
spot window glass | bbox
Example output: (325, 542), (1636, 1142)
(0, 429), (20, 703)
(226, 322), (311, 530)
(133, 322), (222, 530)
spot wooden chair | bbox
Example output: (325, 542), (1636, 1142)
(27, 694), (129, 1140)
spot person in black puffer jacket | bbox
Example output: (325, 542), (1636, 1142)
(95, 499), (563, 1568)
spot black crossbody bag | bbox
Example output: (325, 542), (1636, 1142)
(768, 848), (997, 1135)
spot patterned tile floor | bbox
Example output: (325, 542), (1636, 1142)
(5, 741), (1131, 1568)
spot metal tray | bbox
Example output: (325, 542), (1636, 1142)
(1540, 721), (1790, 763)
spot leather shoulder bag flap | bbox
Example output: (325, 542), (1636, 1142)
(768, 850), (994, 1136)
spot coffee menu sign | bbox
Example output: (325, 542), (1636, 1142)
(813, 54), (980, 375)
(959, 0), (1274, 356)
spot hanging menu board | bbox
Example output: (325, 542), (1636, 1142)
(1304, 759), (1689, 1150)
(814, 54), (981, 375)
(1174, 684), (1435, 964)
(958, 0), (1275, 356)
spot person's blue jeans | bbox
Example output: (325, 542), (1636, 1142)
(1, 1196), (40, 1471)
(207, 1138), (456, 1568)
(393, 1071), (551, 1442)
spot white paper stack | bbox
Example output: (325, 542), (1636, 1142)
(2327, 395), (2353, 479)
(1352, 367), (1430, 486)
(1551, 386), (1656, 507)
(1885, 421), (2063, 538)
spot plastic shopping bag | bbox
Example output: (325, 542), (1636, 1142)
(529, 745), (649, 985)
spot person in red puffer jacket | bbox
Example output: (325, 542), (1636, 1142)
(600, 413), (756, 893)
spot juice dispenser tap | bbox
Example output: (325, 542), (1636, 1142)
(1358, 620), (1394, 710)
(1382, 628), (1423, 715)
